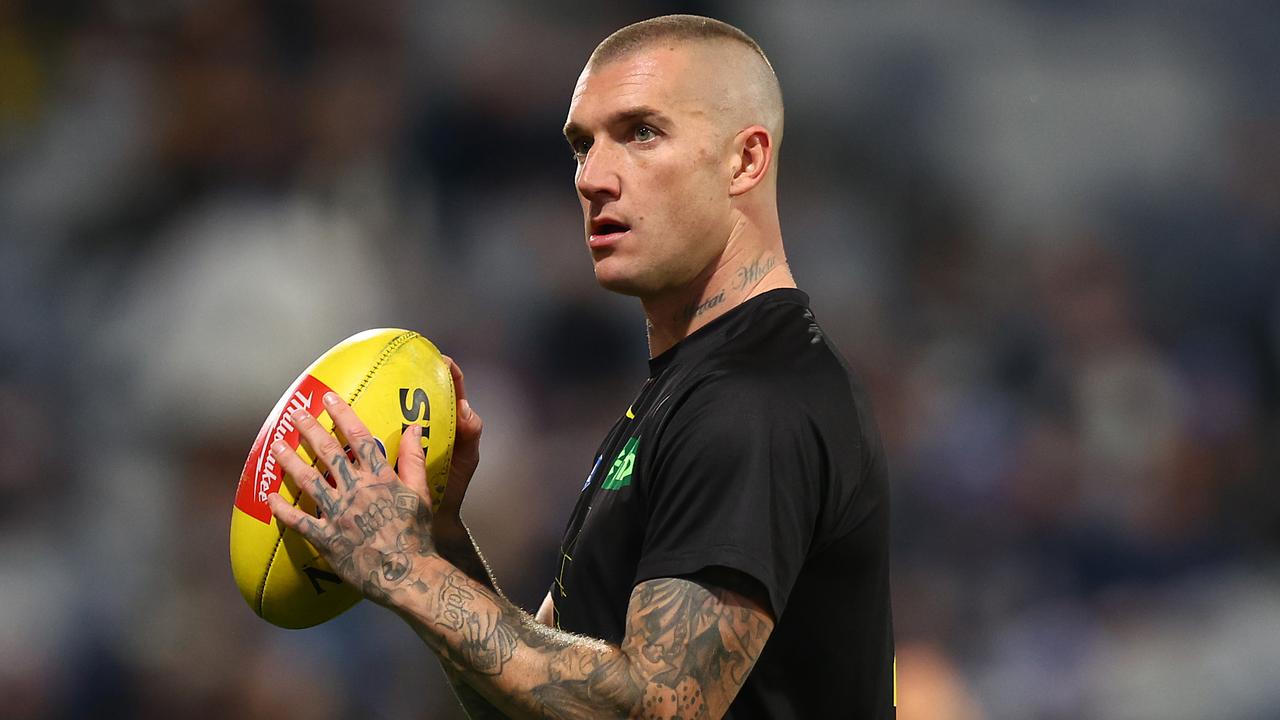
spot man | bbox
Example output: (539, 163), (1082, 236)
(268, 14), (895, 719)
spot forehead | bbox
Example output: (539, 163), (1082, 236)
(565, 46), (706, 126)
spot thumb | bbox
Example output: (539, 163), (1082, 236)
(453, 397), (482, 467)
(459, 398), (481, 437)
(442, 397), (482, 515)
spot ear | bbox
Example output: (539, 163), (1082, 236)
(728, 125), (772, 197)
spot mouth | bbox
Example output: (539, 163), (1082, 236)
(588, 218), (631, 248)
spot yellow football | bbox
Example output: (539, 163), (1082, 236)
(230, 329), (455, 628)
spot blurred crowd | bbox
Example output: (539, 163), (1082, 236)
(1, 1), (1278, 718)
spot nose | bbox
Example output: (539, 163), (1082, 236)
(575, 142), (620, 204)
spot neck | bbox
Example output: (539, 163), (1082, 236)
(642, 216), (795, 358)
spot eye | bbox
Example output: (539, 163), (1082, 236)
(569, 137), (592, 162)
(633, 125), (657, 143)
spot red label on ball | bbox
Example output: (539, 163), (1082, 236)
(234, 374), (334, 524)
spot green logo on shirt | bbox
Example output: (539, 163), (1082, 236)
(601, 436), (639, 490)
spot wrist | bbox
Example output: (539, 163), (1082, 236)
(432, 515), (472, 554)
(388, 551), (453, 626)
(433, 510), (466, 537)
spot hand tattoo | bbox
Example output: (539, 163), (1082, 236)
(272, 401), (774, 719)
(380, 551), (411, 583)
(354, 498), (394, 538)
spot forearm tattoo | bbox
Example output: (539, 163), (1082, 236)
(406, 572), (772, 719)
(286, 422), (771, 718)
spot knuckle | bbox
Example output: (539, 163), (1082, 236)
(315, 433), (342, 456)
(340, 413), (371, 438)
(361, 438), (384, 460)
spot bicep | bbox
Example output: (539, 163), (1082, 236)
(620, 570), (774, 719)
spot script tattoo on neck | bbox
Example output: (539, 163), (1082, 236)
(734, 253), (777, 291)
(678, 290), (726, 323)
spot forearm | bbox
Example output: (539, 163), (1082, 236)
(392, 554), (641, 720)
(432, 520), (508, 717)
(442, 662), (513, 720)
(265, 390), (650, 716)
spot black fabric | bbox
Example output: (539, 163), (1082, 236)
(551, 288), (895, 719)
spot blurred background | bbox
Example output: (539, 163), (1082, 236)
(2, 0), (1278, 718)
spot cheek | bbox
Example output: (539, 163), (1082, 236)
(651, 155), (719, 217)
(670, 163), (728, 236)
(626, 144), (728, 256)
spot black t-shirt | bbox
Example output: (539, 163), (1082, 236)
(551, 288), (895, 719)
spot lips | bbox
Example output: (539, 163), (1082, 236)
(588, 216), (631, 249)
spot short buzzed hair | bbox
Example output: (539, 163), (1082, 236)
(590, 14), (774, 74)
(588, 15), (785, 147)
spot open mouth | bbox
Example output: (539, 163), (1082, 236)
(589, 219), (631, 247)
(593, 222), (630, 236)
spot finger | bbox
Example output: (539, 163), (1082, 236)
(442, 355), (467, 402)
(354, 436), (394, 481)
(319, 393), (383, 485)
(440, 415), (481, 518)
(398, 423), (430, 503)
(271, 439), (340, 517)
(292, 405), (359, 492)
(441, 354), (480, 430)
(439, 354), (481, 517)
(268, 492), (329, 550)
(321, 391), (376, 453)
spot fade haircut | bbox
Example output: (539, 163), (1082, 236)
(590, 14), (774, 73)
(588, 15), (785, 146)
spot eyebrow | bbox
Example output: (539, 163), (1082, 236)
(563, 106), (672, 140)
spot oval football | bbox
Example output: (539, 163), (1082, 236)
(229, 329), (455, 629)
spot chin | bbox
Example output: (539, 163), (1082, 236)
(593, 272), (647, 297)
(591, 259), (652, 297)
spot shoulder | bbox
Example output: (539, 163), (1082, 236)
(661, 365), (801, 436)
(645, 290), (875, 453)
(689, 335), (857, 431)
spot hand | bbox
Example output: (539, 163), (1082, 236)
(267, 391), (435, 606)
(434, 356), (484, 534)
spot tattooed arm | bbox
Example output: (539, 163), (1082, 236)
(435, 516), (536, 719)
(398, 561), (773, 720)
(433, 524), (511, 719)
(269, 392), (773, 719)
(440, 588), (557, 719)
(443, 665), (511, 720)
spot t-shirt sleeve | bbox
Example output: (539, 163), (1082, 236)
(634, 375), (822, 617)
